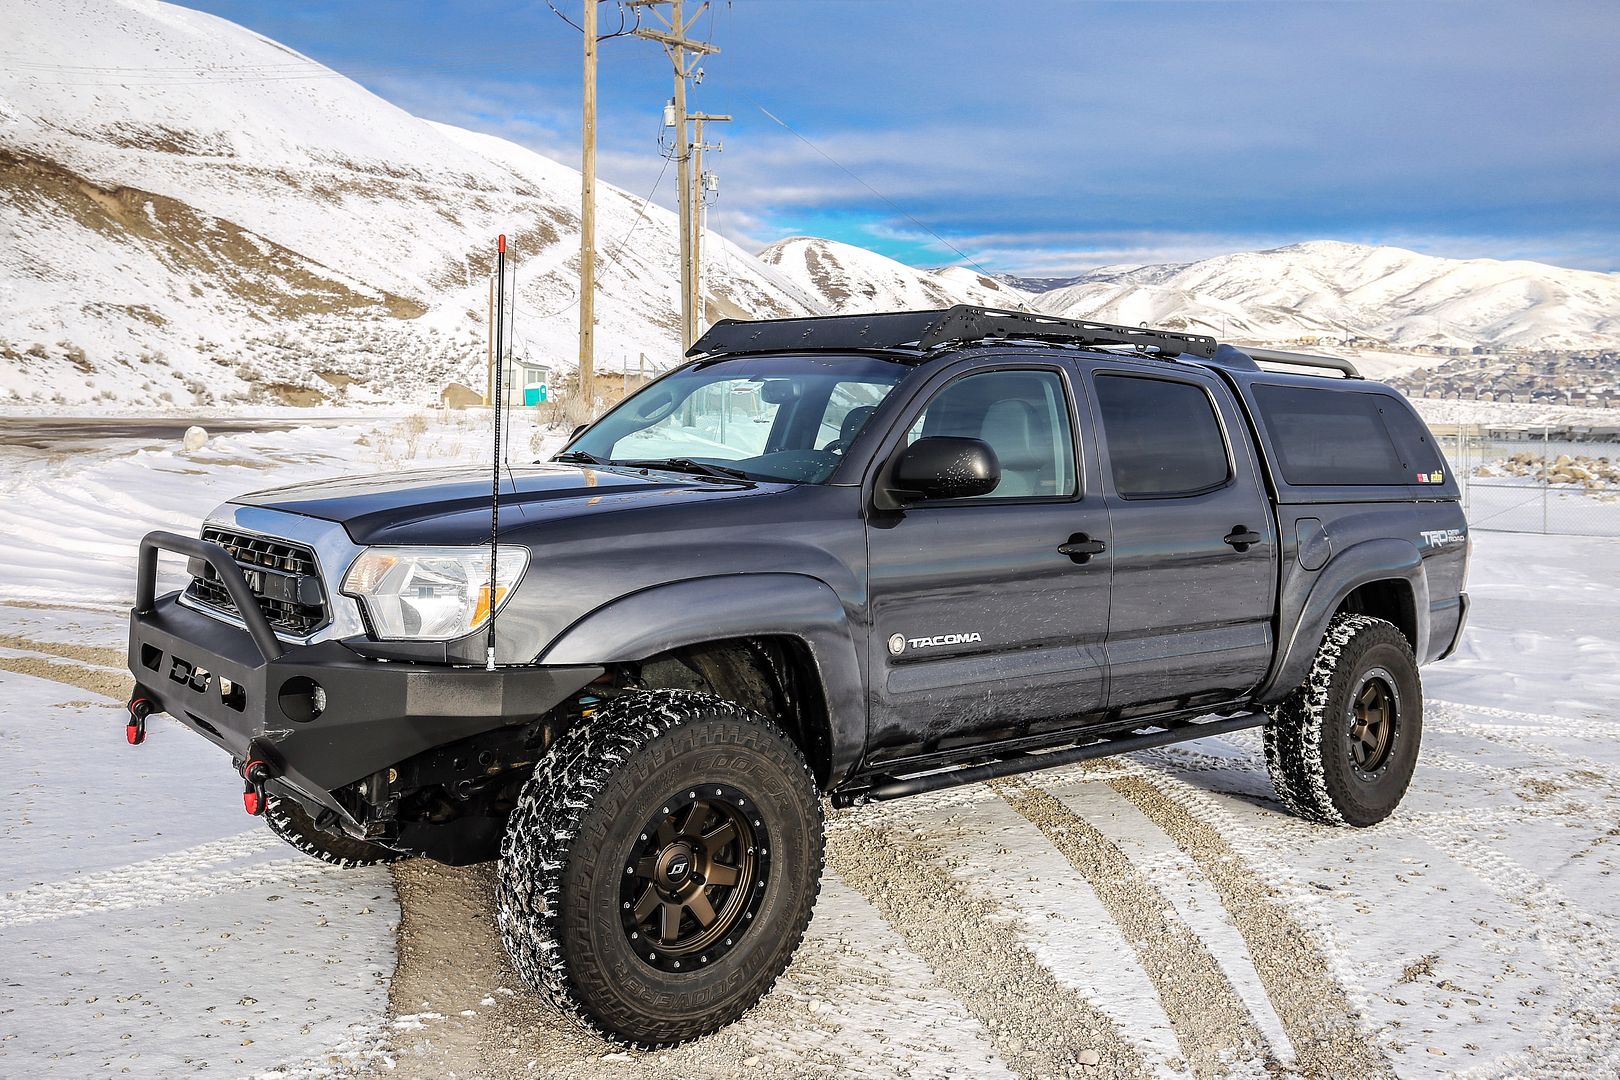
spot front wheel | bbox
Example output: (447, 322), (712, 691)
(497, 689), (825, 1046)
(1263, 613), (1423, 827)
(264, 795), (407, 868)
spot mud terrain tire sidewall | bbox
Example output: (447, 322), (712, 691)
(1264, 614), (1423, 828)
(497, 689), (825, 1046)
(264, 795), (406, 868)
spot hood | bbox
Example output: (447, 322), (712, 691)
(232, 463), (770, 545)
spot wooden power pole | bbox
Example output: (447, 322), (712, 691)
(632, 1), (718, 349)
(579, 0), (599, 405)
(687, 111), (729, 339)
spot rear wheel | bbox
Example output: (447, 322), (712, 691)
(1263, 613), (1423, 827)
(264, 795), (407, 868)
(497, 689), (824, 1046)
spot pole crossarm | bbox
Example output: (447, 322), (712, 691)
(630, 27), (719, 56)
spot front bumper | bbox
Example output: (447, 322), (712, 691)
(127, 531), (601, 819)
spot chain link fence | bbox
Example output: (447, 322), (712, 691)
(1432, 421), (1620, 536)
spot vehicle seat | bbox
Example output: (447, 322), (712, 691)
(837, 405), (877, 448)
(979, 399), (1043, 497)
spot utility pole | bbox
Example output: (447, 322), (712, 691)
(579, 0), (598, 405)
(632, 1), (718, 349)
(687, 111), (729, 338)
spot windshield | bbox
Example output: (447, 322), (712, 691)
(565, 354), (908, 484)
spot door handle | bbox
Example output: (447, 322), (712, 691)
(1058, 534), (1107, 563)
(1223, 526), (1263, 552)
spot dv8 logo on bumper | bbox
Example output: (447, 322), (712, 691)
(169, 656), (212, 693)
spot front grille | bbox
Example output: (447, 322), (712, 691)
(185, 527), (329, 636)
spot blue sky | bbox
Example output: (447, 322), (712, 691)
(186, 1), (1620, 275)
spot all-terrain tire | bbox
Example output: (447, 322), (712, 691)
(497, 689), (825, 1047)
(1263, 613), (1423, 827)
(264, 795), (407, 868)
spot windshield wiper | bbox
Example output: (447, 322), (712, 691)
(618, 457), (755, 483)
(552, 450), (602, 465)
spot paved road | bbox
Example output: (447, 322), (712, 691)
(0, 416), (362, 451)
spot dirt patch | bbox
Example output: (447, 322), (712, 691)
(0, 655), (129, 701)
(263, 382), (327, 407)
(994, 779), (1275, 1075)
(0, 145), (426, 322)
(374, 858), (864, 1079)
(0, 632), (127, 669)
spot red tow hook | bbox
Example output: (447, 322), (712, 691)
(242, 759), (274, 816)
(126, 696), (153, 745)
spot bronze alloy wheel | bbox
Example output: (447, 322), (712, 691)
(619, 783), (770, 973)
(1347, 668), (1399, 777)
(1265, 614), (1423, 827)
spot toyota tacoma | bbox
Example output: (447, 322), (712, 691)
(125, 306), (1469, 1045)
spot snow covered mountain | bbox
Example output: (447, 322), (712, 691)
(758, 237), (1031, 315)
(1031, 241), (1620, 351)
(0, 0), (817, 406)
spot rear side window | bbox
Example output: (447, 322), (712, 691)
(1252, 384), (1436, 486)
(1094, 375), (1230, 497)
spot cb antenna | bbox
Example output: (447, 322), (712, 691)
(486, 233), (507, 672)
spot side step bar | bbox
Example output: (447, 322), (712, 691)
(831, 711), (1267, 807)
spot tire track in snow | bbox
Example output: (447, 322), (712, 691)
(0, 831), (284, 928)
(1386, 817), (1620, 1077)
(0, 653), (130, 701)
(0, 632), (127, 669)
(1106, 771), (1399, 1079)
(993, 778), (1276, 1077)
(828, 818), (1150, 1079)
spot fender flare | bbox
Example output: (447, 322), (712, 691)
(536, 574), (866, 787)
(1259, 537), (1430, 703)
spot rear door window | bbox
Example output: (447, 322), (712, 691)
(1094, 375), (1231, 497)
(1251, 384), (1437, 486)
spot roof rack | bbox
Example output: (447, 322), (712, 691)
(1240, 347), (1362, 379)
(686, 305), (1218, 361)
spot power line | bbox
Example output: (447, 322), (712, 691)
(522, 126), (675, 324)
(543, 0), (643, 40)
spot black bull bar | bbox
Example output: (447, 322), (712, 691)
(126, 530), (601, 808)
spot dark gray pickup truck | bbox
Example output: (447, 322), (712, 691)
(126, 306), (1467, 1045)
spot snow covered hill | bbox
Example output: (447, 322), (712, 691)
(1031, 241), (1620, 351)
(758, 236), (1032, 315)
(0, 0), (817, 407)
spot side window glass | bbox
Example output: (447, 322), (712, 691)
(1252, 384), (1437, 485)
(907, 370), (1076, 499)
(1095, 375), (1230, 497)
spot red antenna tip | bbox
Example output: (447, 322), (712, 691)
(497, 234), (507, 253)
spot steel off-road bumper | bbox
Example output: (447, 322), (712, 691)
(126, 530), (601, 828)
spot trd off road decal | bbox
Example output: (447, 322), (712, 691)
(1419, 528), (1465, 549)
(888, 631), (983, 655)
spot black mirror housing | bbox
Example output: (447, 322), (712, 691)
(570, 423), (589, 439)
(882, 436), (1000, 506)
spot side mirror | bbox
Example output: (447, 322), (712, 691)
(570, 423), (589, 439)
(880, 436), (1000, 507)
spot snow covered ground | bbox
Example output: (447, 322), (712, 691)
(1, 411), (1617, 1078)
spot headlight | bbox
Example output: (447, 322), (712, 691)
(342, 546), (529, 641)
